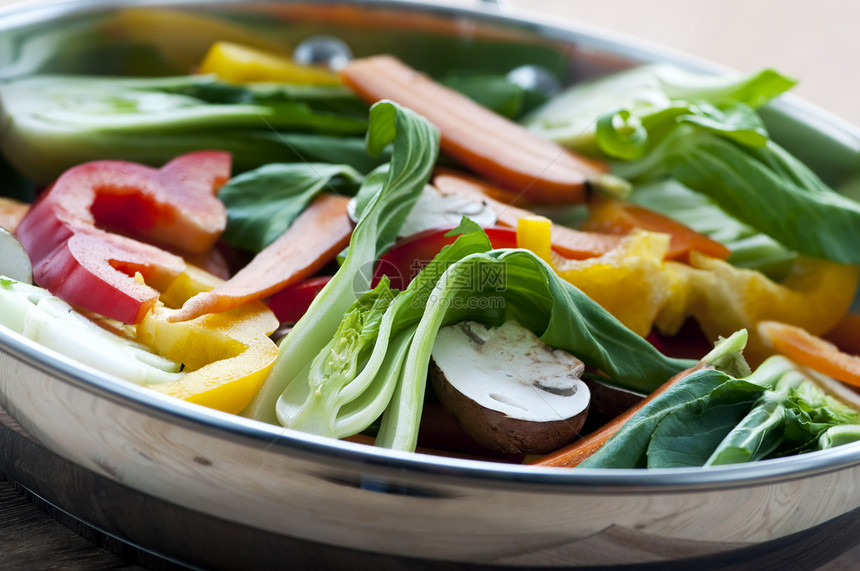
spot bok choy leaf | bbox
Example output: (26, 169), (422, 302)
(218, 163), (364, 252)
(267, 214), (695, 450)
(569, 66), (860, 265)
(0, 277), (182, 385)
(243, 99), (440, 425)
(523, 63), (795, 155)
(662, 132), (860, 265)
(629, 179), (796, 280)
(0, 74), (384, 183)
(581, 351), (860, 469)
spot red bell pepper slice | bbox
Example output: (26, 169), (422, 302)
(373, 226), (519, 290)
(266, 275), (333, 324)
(15, 151), (231, 324)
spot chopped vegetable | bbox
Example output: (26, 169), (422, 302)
(170, 193), (353, 322)
(137, 266), (280, 414)
(589, 91), (860, 265)
(660, 134), (860, 265)
(15, 151), (230, 324)
(626, 179), (796, 280)
(669, 253), (859, 363)
(575, 347), (860, 469)
(759, 320), (860, 389)
(516, 217), (679, 337)
(0, 276), (182, 385)
(582, 194), (731, 262)
(372, 225), (518, 290)
(527, 62), (860, 265)
(266, 276), (332, 324)
(199, 41), (341, 85)
(218, 162), (363, 253)
(273, 218), (694, 450)
(339, 55), (617, 204)
(0, 228), (32, 284)
(523, 62), (795, 156)
(824, 312), (860, 355)
(0, 74), (376, 183)
(393, 184), (498, 238)
(530, 330), (749, 468)
(705, 364), (859, 465)
(244, 100), (441, 426)
(430, 320), (590, 455)
(433, 171), (622, 259)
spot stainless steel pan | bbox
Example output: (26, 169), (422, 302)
(1, 1), (858, 568)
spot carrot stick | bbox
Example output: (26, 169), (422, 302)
(759, 320), (860, 388)
(433, 171), (622, 260)
(529, 363), (708, 468)
(340, 55), (609, 205)
(169, 193), (352, 322)
(582, 195), (731, 262)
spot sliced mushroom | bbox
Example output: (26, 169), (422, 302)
(430, 320), (590, 455)
(0, 226), (32, 284)
(347, 184), (497, 237)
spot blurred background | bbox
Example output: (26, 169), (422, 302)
(462, 0), (860, 128)
(0, 0), (855, 129)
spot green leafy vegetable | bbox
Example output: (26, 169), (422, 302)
(707, 363), (860, 465)
(629, 179), (796, 279)
(523, 63), (795, 155)
(243, 99), (440, 425)
(580, 352), (790, 469)
(219, 163), (363, 252)
(438, 74), (542, 119)
(276, 219), (494, 447)
(280, 277), (397, 436)
(661, 133), (860, 264)
(267, 212), (694, 450)
(581, 350), (860, 470)
(819, 425), (860, 449)
(645, 377), (766, 468)
(542, 62), (860, 265)
(0, 74), (384, 183)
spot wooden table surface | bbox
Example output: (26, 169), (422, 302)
(0, 0), (859, 569)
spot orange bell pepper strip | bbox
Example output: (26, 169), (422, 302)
(530, 362), (710, 468)
(758, 320), (860, 389)
(198, 41), (341, 85)
(169, 193), (353, 322)
(340, 55), (611, 205)
(582, 194), (731, 263)
(433, 171), (622, 260)
(136, 265), (279, 414)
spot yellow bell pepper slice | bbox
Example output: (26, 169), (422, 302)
(667, 253), (859, 363)
(198, 41), (341, 85)
(108, 9), (289, 71)
(517, 217), (675, 337)
(136, 265), (280, 414)
(516, 218), (859, 364)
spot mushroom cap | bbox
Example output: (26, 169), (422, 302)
(430, 320), (590, 454)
